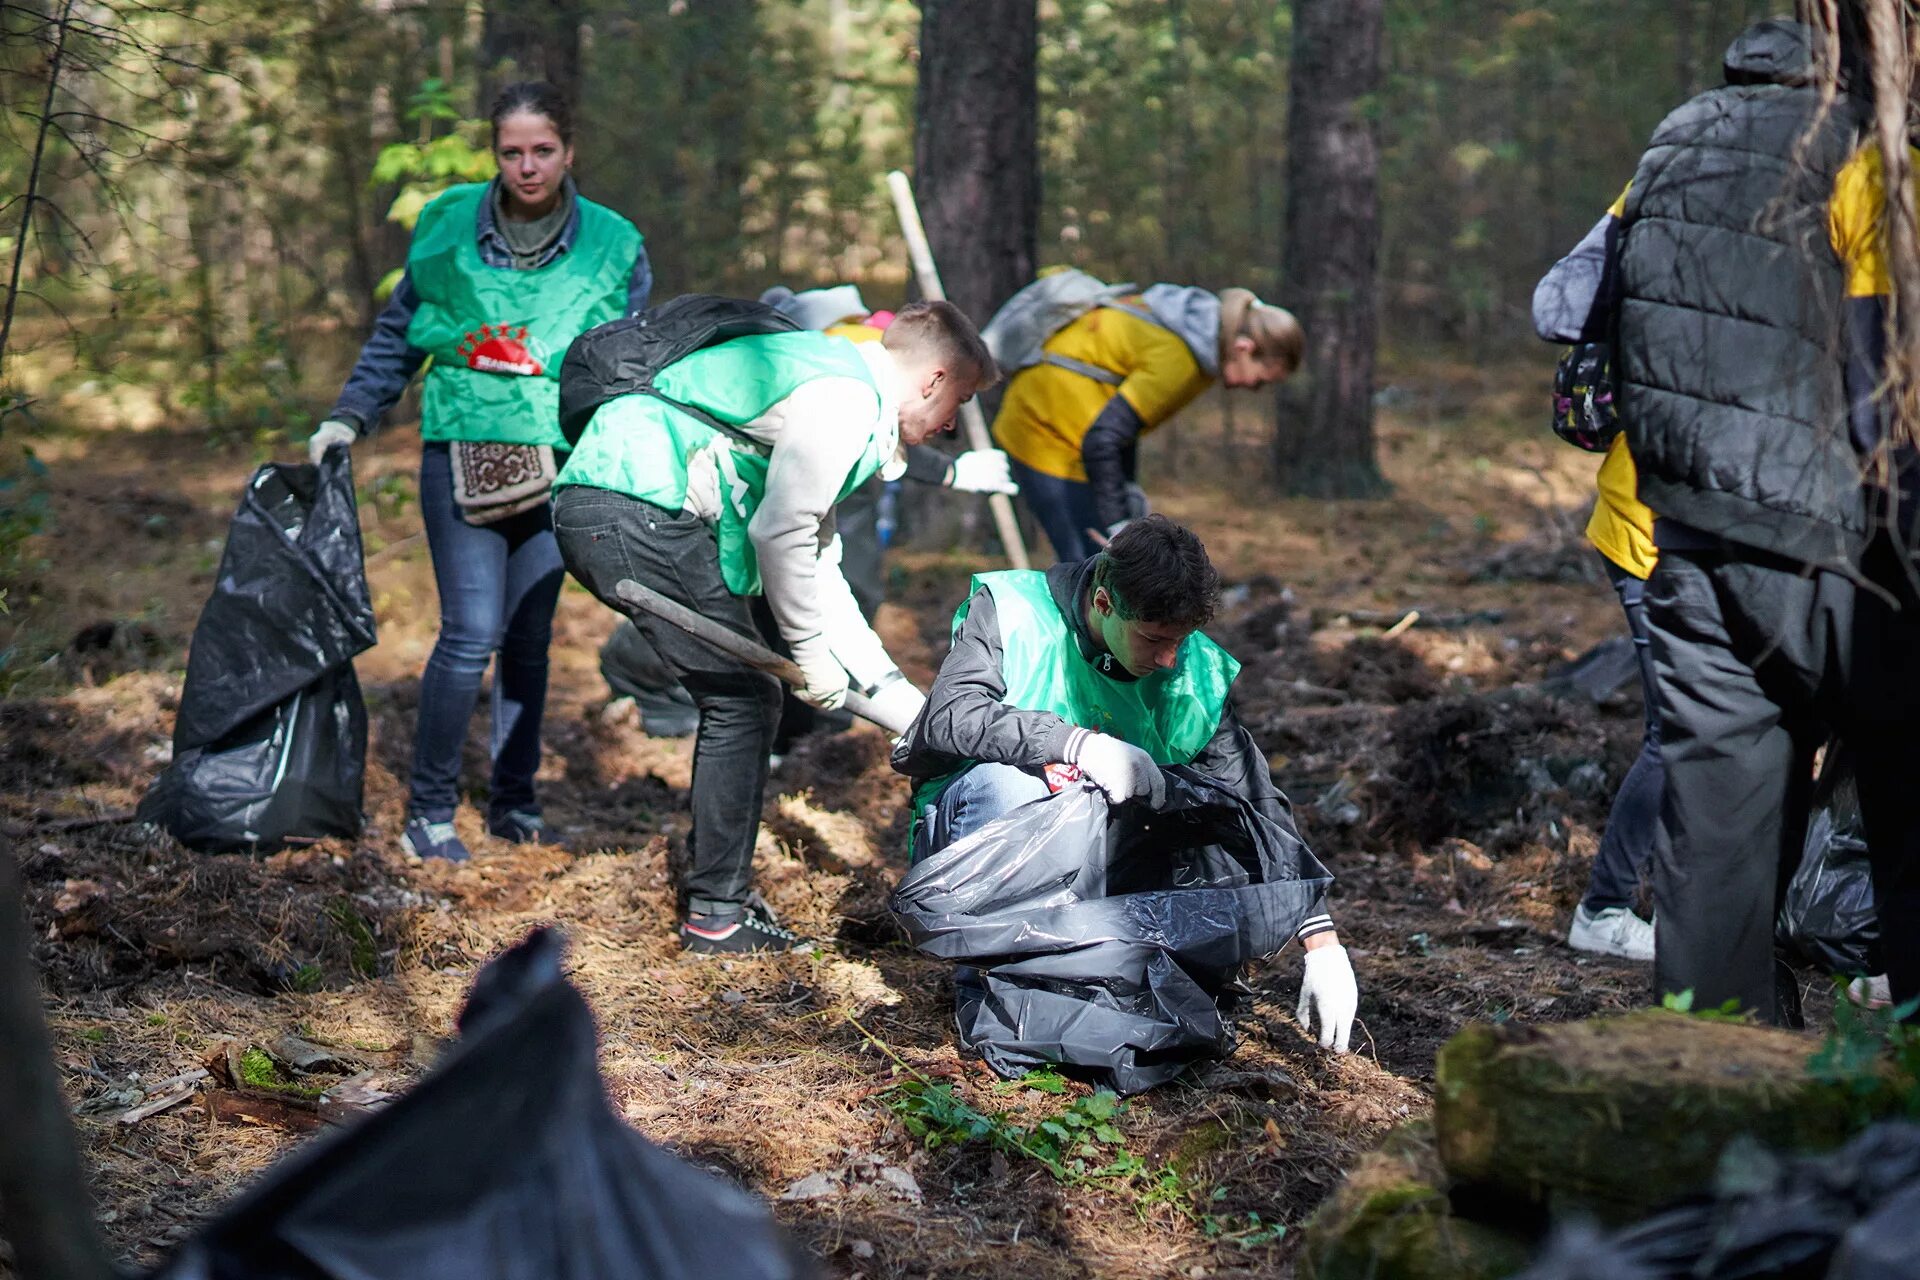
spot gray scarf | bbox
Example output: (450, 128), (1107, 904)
(495, 177), (575, 270)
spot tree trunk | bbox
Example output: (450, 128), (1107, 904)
(1274, 0), (1388, 498)
(912, 0), (1038, 326)
(479, 0), (585, 111)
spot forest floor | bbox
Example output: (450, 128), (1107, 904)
(0, 360), (1815, 1278)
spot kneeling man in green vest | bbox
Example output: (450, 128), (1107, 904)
(554, 300), (998, 954)
(892, 515), (1359, 1051)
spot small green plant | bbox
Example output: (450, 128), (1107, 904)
(288, 963), (325, 994)
(1661, 989), (1751, 1022)
(853, 1016), (1286, 1249)
(1808, 983), (1920, 1124)
(238, 1046), (325, 1098)
(326, 897), (379, 978)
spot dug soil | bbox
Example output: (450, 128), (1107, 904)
(0, 362), (1826, 1277)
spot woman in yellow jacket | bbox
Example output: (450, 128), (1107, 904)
(1536, 198), (1659, 962)
(992, 286), (1302, 562)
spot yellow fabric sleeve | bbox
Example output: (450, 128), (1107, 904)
(991, 303), (1213, 482)
(1829, 142), (1920, 298)
(1585, 435), (1657, 579)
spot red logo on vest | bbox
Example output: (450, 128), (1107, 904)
(458, 324), (545, 376)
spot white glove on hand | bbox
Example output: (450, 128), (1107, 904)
(1297, 943), (1357, 1053)
(946, 449), (1019, 495)
(1069, 732), (1166, 808)
(308, 419), (357, 466)
(865, 676), (927, 736)
(788, 633), (849, 710)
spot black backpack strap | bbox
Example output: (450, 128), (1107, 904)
(632, 386), (770, 456)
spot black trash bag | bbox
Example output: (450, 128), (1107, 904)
(1515, 1123), (1920, 1280)
(138, 454), (377, 853)
(1777, 744), (1879, 976)
(890, 768), (1332, 1094)
(148, 927), (808, 1280)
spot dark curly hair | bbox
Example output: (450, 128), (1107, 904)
(1092, 515), (1220, 631)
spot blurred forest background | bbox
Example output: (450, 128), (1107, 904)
(0, 0), (1778, 445)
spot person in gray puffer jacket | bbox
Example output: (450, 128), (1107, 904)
(1598, 16), (1920, 1025)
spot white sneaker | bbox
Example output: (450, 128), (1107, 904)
(1568, 904), (1656, 961)
(1847, 974), (1892, 1010)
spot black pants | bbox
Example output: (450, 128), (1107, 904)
(553, 486), (781, 917)
(1643, 545), (1920, 1023)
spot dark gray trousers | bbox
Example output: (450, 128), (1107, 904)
(553, 486), (781, 917)
(1644, 544), (1920, 1023)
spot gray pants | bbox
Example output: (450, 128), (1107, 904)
(554, 486), (781, 917)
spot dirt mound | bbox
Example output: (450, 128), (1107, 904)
(1369, 689), (1630, 852)
(1313, 637), (1440, 704)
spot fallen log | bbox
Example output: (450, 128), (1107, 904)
(1435, 1011), (1872, 1225)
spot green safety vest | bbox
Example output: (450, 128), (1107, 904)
(405, 183), (640, 447)
(909, 569), (1240, 838)
(555, 330), (892, 595)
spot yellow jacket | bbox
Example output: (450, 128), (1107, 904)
(991, 302), (1214, 482)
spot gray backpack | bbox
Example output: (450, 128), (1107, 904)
(981, 270), (1156, 387)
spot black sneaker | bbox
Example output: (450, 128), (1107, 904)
(402, 816), (470, 863)
(680, 904), (811, 955)
(488, 809), (568, 849)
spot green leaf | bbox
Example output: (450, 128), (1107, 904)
(1093, 1123), (1124, 1144)
(1080, 1091), (1119, 1120)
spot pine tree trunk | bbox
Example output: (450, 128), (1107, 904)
(1275, 0), (1388, 498)
(479, 0), (585, 111)
(912, 0), (1039, 326)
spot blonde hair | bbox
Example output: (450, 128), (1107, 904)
(1217, 288), (1304, 375)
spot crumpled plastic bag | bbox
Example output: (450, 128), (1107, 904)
(890, 767), (1332, 1094)
(1777, 744), (1879, 977)
(149, 927), (807, 1280)
(138, 454), (376, 853)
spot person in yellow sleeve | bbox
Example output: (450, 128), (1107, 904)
(1572, 16), (1920, 1025)
(988, 282), (1302, 563)
(1534, 184), (1660, 963)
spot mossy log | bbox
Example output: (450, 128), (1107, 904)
(1300, 1123), (1533, 1280)
(1434, 1010), (1868, 1224)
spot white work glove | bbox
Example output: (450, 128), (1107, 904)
(1068, 732), (1166, 808)
(308, 419), (357, 466)
(1297, 942), (1357, 1053)
(946, 448), (1019, 495)
(788, 633), (850, 710)
(864, 676), (927, 736)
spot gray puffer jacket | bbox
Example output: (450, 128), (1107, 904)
(1617, 19), (1869, 571)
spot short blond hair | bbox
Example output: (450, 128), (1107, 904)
(1218, 288), (1304, 375)
(883, 300), (1001, 389)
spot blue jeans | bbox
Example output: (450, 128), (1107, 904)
(1008, 459), (1103, 565)
(409, 442), (566, 823)
(1584, 557), (1665, 913)
(918, 762), (1053, 862)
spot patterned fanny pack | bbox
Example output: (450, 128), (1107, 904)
(450, 440), (557, 524)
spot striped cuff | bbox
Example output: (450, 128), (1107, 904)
(1295, 914), (1336, 942)
(1060, 726), (1095, 765)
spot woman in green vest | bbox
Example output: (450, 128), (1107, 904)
(893, 516), (1359, 1052)
(308, 82), (649, 863)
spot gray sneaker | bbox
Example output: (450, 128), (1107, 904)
(1568, 904), (1655, 961)
(402, 816), (470, 863)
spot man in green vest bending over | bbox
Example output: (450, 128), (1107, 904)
(554, 300), (998, 954)
(893, 516), (1359, 1051)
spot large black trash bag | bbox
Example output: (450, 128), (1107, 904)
(149, 927), (809, 1280)
(138, 453), (377, 853)
(1515, 1122), (1920, 1280)
(890, 768), (1332, 1094)
(1778, 744), (1880, 977)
